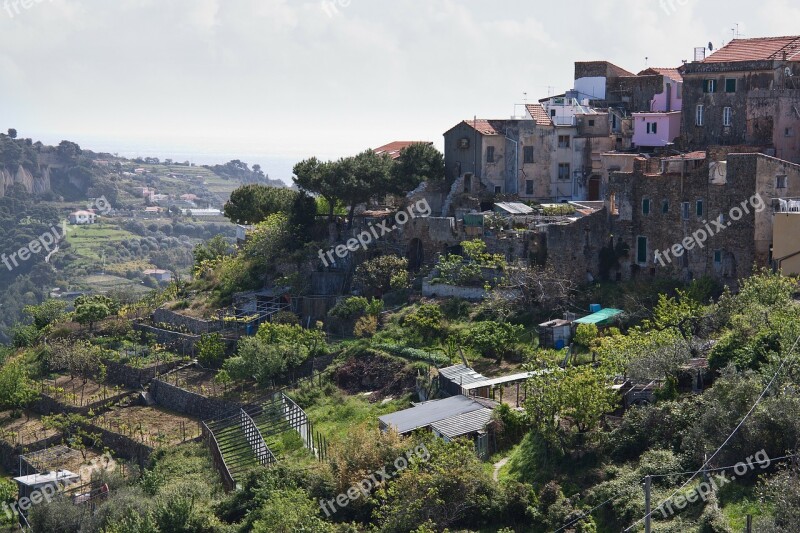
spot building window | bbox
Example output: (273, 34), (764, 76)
(714, 250), (722, 264)
(682, 202), (690, 220)
(786, 127), (795, 137)
(696, 105), (704, 126)
(642, 198), (651, 215)
(777, 175), (788, 189)
(696, 200), (704, 217)
(637, 236), (648, 265)
(718, 213), (727, 225)
(486, 146), (495, 163)
(558, 135), (570, 148)
(647, 122), (658, 134)
(662, 200), (670, 214)
(588, 119), (595, 127)
(558, 163), (571, 180)
(723, 107), (733, 127)
(550, 109), (556, 118)
(523, 146), (534, 164)
(494, 186), (502, 194)
(703, 79), (717, 93)
(525, 180), (534, 195)
(725, 79), (737, 93)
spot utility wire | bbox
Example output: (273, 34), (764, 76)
(623, 332), (800, 532)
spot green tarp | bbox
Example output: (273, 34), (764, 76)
(573, 308), (624, 326)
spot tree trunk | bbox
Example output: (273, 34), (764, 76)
(347, 204), (356, 229)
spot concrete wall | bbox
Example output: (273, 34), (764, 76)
(103, 359), (185, 389)
(773, 212), (800, 275)
(444, 122), (483, 182)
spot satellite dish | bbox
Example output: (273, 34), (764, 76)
(708, 42), (714, 51)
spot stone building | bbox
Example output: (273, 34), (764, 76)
(680, 36), (800, 162)
(606, 151), (800, 284)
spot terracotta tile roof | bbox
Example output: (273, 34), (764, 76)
(462, 119), (503, 136)
(703, 36), (800, 63)
(638, 67), (683, 81)
(374, 141), (432, 160)
(525, 104), (553, 126)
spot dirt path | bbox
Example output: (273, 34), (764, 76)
(493, 457), (509, 482)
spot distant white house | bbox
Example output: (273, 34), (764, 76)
(68, 210), (97, 225)
(143, 269), (172, 282)
(185, 208), (222, 217)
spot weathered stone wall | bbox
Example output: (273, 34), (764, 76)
(103, 359), (185, 389)
(0, 434), (62, 474)
(544, 209), (609, 283)
(149, 379), (239, 420)
(133, 322), (199, 354)
(605, 152), (800, 285)
(152, 308), (223, 335)
(82, 423), (154, 469)
(422, 282), (487, 301)
(681, 60), (781, 149)
(31, 391), (135, 417)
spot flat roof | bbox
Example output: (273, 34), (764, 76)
(438, 364), (488, 387)
(573, 308), (624, 325)
(14, 470), (79, 487)
(379, 395), (493, 435)
(494, 202), (534, 215)
(462, 368), (557, 390)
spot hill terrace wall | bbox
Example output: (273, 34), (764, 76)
(149, 379), (238, 420)
(0, 434), (62, 474)
(133, 322), (200, 354)
(104, 359), (185, 389)
(152, 308), (223, 335)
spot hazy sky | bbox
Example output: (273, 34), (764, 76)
(1, 0), (798, 178)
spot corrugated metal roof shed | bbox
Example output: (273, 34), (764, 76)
(438, 365), (488, 387)
(494, 202), (534, 215)
(378, 395), (493, 435)
(462, 368), (557, 390)
(430, 408), (495, 439)
(573, 308), (624, 326)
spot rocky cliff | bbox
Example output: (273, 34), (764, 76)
(0, 164), (53, 197)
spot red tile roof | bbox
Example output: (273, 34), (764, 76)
(374, 141), (432, 160)
(462, 119), (503, 136)
(703, 36), (800, 63)
(525, 104), (553, 126)
(639, 67), (683, 81)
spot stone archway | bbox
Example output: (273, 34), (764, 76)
(407, 238), (425, 271)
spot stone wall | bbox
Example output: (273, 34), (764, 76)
(544, 209), (610, 284)
(0, 434), (62, 474)
(82, 423), (154, 469)
(422, 282), (487, 301)
(104, 359), (185, 389)
(605, 152), (800, 285)
(149, 379), (239, 420)
(133, 322), (200, 354)
(152, 308), (223, 335)
(31, 391), (135, 417)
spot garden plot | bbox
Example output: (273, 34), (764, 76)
(91, 405), (201, 446)
(0, 410), (59, 447)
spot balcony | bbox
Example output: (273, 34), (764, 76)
(552, 116), (576, 126)
(775, 198), (800, 213)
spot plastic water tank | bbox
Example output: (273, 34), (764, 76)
(555, 339), (565, 350)
(589, 304), (602, 313)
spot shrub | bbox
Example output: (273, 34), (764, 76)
(403, 304), (445, 341)
(574, 323), (599, 350)
(354, 315), (378, 338)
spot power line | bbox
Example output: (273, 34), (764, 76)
(646, 453), (800, 479)
(623, 333), (800, 532)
